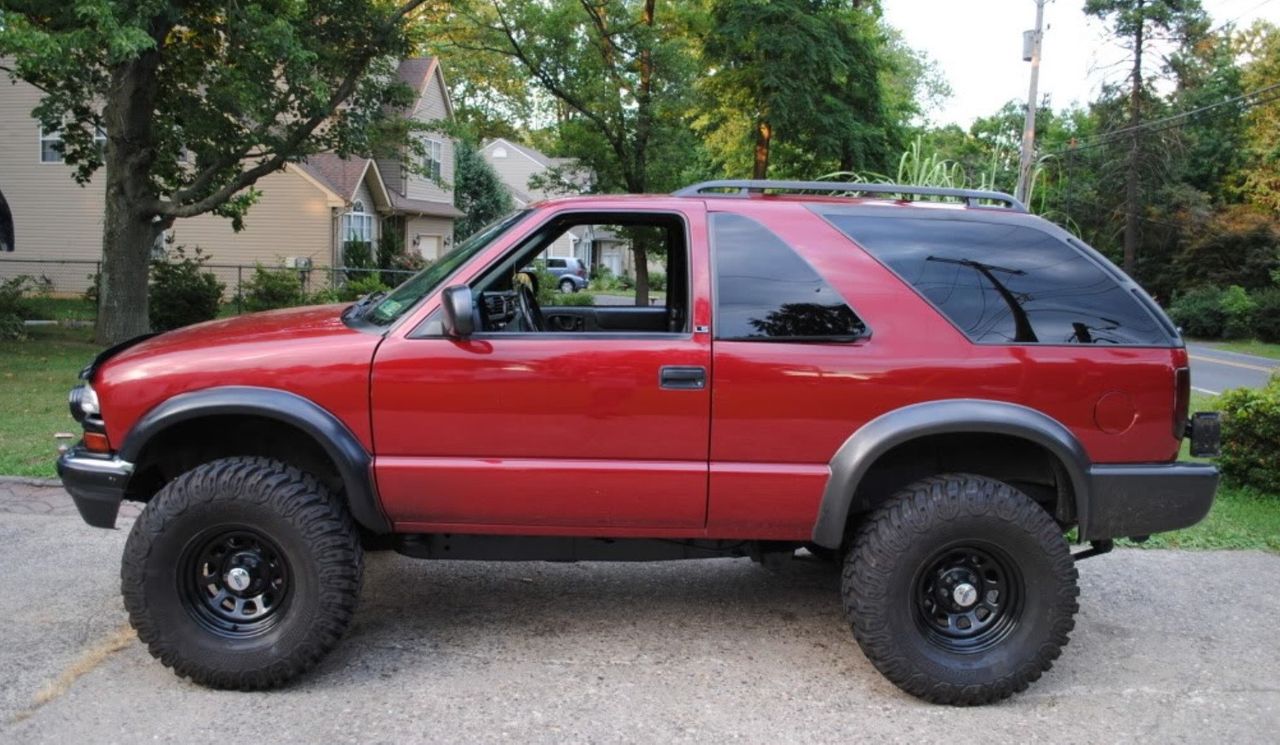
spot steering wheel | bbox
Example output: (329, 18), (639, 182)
(515, 277), (544, 332)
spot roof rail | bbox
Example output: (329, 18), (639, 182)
(672, 179), (1028, 212)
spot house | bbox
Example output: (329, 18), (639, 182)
(0, 57), (461, 293)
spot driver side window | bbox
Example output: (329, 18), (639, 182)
(470, 212), (690, 336)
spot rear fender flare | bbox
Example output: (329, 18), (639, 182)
(810, 399), (1092, 548)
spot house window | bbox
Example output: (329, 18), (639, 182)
(423, 138), (443, 180)
(341, 200), (375, 244)
(492, 146), (508, 158)
(39, 126), (106, 163)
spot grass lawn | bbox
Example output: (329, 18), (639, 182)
(1191, 338), (1280, 361)
(23, 296), (96, 323)
(0, 325), (99, 478)
(0, 327), (1277, 550)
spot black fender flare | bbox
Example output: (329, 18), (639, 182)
(118, 386), (391, 534)
(810, 399), (1092, 548)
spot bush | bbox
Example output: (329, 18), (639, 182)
(241, 265), (305, 312)
(550, 291), (595, 307)
(1218, 376), (1280, 495)
(1219, 285), (1256, 340)
(589, 265), (619, 292)
(1251, 289), (1280, 343)
(0, 275), (39, 340)
(648, 270), (666, 292)
(1168, 286), (1228, 338)
(337, 274), (391, 302)
(149, 246), (225, 331)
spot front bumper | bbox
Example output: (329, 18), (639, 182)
(55, 447), (133, 529)
(1084, 462), (1219, 541)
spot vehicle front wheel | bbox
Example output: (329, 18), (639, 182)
(121, 457), (363, 690)
(843, 473), (1078, 705)
(559, 278), (576, 293)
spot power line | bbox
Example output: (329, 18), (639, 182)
(1206, 0), (1276, 36)
(1042, 83), (1280, 156)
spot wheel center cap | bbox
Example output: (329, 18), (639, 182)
(225, 566), (252, 592)
(952, 582), (978, 608)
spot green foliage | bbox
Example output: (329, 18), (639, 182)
(338, 275), (391, 303)
(1251, 289), (1280, 344)
(0, 276), (40, 340)
(1168, 286), (1230, 338)
(1218, 376), (1280, 495)
(1219, 285), (1257, 340)
(454, 139), (515, 242)
(550, 292), (594, 307)
(528, 263), (560, 307)
(148, 246), (225, 332)
(589, 266), (621, 292)
(241, 265), (305, 312)
(648, 271), (666, 292)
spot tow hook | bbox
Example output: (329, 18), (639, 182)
(1072, 539), (1114, 562)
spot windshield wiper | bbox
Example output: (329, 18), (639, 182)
(342, 290), (387, 321)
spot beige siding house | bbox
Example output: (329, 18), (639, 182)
(0, 57), (460, 292)
(480, 138), (586, 261)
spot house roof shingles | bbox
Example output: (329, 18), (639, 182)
(296, 154), (370, 201)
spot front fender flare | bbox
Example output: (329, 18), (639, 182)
(810, 399), (1092, 548)
(118, 386), (391, 534)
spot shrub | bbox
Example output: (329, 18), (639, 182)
(1168, 286), (1227, 338)
(0, 275), (39, 340)
(307, 287), (343, 305)
(149, 246), (225, 331)
(550, 291), (594, 307)
(648, 270), (667, 292)
(1219, 285), (1257, 340)
(241, 264), (304, 312)
(1218, 376), (1280, 495)
(1251, 289), (1280, 343)
(337, 274), (390, 302)
(589, 266), (619, 292)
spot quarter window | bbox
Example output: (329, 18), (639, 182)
(826, 215), (1169, 346)
(712, 213), (866, 341)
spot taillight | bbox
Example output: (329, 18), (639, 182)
(1173, 367), (1190, 438)
(577, 266), (586, 278)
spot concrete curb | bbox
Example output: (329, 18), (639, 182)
(0, 475), (62, 488)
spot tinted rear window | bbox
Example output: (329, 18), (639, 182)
(825, 215), (1170, 346)
(713, 213), (866, 341)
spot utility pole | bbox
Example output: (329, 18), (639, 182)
(1015, 0), (1046, 205)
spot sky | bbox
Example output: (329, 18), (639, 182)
(882, 0), (1278, 128)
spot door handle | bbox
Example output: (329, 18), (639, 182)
(659, 365), (706, 390)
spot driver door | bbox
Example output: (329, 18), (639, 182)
(370, 205), (711, 533)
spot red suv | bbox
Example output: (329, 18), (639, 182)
(58, 180), (1219, 704)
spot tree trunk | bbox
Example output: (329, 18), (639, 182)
(632, 244), (650, 307)
(96, 177), (160, 345)
(1123, 0), (1145, 277)
(753, 119), (772, 179)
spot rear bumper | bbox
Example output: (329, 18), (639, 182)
(1084, 462), (1219, 541)
(55, 447), (132, 529)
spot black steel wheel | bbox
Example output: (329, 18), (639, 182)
(842, 473), (1078, 706)
(122, 457), (363, 690)
(913, 543), (1022, 653)
(180, 528), (291, 637)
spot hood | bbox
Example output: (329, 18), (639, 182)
(102, 304), (360, 373)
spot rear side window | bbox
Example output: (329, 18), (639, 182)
(547, 258), (565, 268)
(825, 215), (1170, 346)
(712, 213), (866, 341)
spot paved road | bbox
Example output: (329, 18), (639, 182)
(1186, 343), (1278, 395)
(1, 483), (1277, 743)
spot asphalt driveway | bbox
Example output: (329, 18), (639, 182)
(1, 483), (1277, 743)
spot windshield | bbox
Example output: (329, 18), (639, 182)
(361, 210), (530, 326)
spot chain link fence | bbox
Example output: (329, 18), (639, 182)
(0, 257), (414, 314)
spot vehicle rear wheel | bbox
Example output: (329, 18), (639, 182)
(842, 473), (1078, 705)
(121, 457), (363, 690)
(559, 278), (576, 293)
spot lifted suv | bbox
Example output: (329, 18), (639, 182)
(58, 180), (1219, 704)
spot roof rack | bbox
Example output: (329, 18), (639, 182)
(672, 179), (1028, 212)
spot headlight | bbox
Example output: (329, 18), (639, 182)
(68, 384), (100, 421)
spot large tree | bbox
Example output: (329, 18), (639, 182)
(0, 0), (429, 344)
(1084, 0), (1206, 275)
(699, 0), (897, 179)
(429, 0), (703, 305)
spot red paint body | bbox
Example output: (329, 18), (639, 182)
(93, 195), (1186, 541)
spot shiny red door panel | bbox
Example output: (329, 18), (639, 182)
(372, 201), (712, 531)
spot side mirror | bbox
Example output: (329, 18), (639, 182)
(441, 285), (475, 338)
